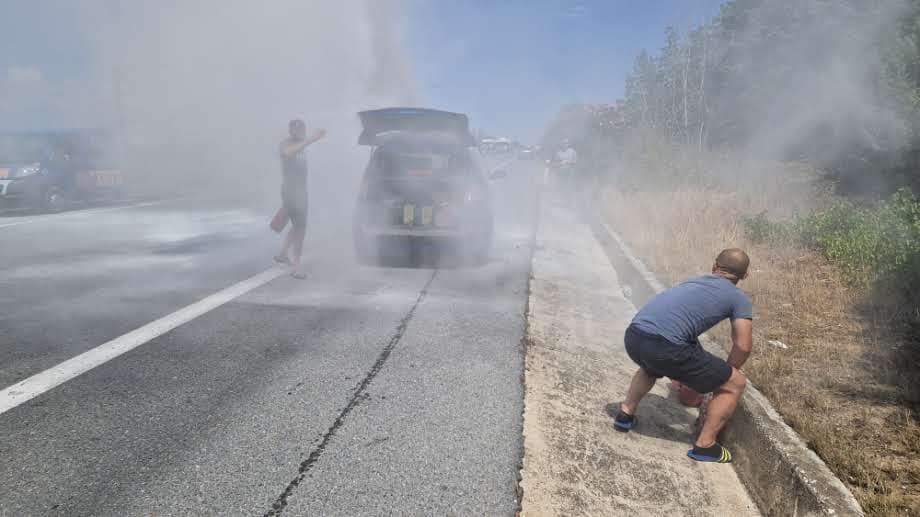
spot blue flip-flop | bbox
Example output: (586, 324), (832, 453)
(613, 411), (637, 432)
(687, 443), (732, 463)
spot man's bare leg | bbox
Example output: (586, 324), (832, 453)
(277, 226), (295, 262)
(290, 225), (306, 275)
(695, 368), (746, 447)
(621, 368), (657, 415)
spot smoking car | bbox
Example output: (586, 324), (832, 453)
(353, 108), (505, 264)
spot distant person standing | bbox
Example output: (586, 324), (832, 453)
(613, 249), (754, 463)
(554, 142), (578, 201)
(556, 143), (577, 168)
(274, 119), (326, 279)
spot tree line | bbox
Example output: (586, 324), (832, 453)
(545, 0), (920, 197)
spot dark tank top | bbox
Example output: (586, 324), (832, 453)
(281, 140), (308, 194)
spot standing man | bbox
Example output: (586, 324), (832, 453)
(555, 141), (578, 173)
(275, 119), (325, 279)
(613, 249), (754, 463)
(554, 141), (577, 198)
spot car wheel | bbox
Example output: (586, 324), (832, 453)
(42, 186), (65, 212)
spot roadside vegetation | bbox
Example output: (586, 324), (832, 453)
(602, 148), (919, 515)
(543, 1), (920, 514)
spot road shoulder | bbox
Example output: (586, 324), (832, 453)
(519, 195), (759, 516)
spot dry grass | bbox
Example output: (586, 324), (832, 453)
(601, 160), (920, 516)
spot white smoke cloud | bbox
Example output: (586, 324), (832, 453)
(726, 0), (911, 164)
(0, 65), (100, 130)
(0, 0), (417, 259)
(78, 1), (415, 197)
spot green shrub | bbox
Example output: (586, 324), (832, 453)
(799, 190), (920, 287)
(744, 190), (920, 351)
(742, 212), (794, 245)
(797, 200), (880, 285)
(741, 212), (796, 244)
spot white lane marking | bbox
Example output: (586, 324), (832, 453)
(0, 200), (166, 229)
(0, 266), (287, 416)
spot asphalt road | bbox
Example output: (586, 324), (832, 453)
(0, 157), (537, 516)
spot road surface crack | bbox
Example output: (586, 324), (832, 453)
(263, 270), (438, 516)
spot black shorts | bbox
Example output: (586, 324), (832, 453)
(281, 191), (307, 228)
(624, 324), (732, 394)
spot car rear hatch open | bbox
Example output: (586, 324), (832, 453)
(358, 108), (477, 147)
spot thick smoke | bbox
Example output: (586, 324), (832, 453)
(0, 66), (97, 130)
(713, 1), (910, 171)
(82, 0), (416, 207)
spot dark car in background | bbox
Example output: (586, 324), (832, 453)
(0, 129), (123, 211)
(353, 108), (504, 264)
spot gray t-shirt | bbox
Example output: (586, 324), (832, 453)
(631, 275), (753, 346)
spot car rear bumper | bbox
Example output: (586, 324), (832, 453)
(359, 225), (470, 239)
(355, 200), (492, 239)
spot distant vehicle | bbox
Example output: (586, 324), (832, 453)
(353, 108), (505, 264)
(480, 137), (513, 156)
(0, 129), (124, 211)
(517, 145), (537, 159)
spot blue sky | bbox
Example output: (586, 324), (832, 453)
(0, 1), (90, 81)
(410, 1), (725, 141)
(1, 1), (725, 140)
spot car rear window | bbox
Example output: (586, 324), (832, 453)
(374, 150), (471, 178)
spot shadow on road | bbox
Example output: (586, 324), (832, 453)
(604, 393), (698, 445)
(369, 239), (490, 270)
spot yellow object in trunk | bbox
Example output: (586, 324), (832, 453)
(421, 206), (433, 226)
(403, 204), (415, 225)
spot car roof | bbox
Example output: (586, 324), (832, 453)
(358, 108), (476, 147)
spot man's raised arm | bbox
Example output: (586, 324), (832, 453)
(280, 129), (327, 158)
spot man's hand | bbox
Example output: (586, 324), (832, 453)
(726, 318), (753, 369)
(311, 129), (327, 141)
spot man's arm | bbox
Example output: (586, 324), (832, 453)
(726, 318), (753, 369)
(280, 129), (326, 158)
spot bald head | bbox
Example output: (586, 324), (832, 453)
(714, 248), (750, 282)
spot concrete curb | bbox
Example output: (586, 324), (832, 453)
(520, 196), (760, 515)
(595, 218), (864, 517)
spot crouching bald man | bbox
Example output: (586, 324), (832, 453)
(613, 249), (754, 463)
